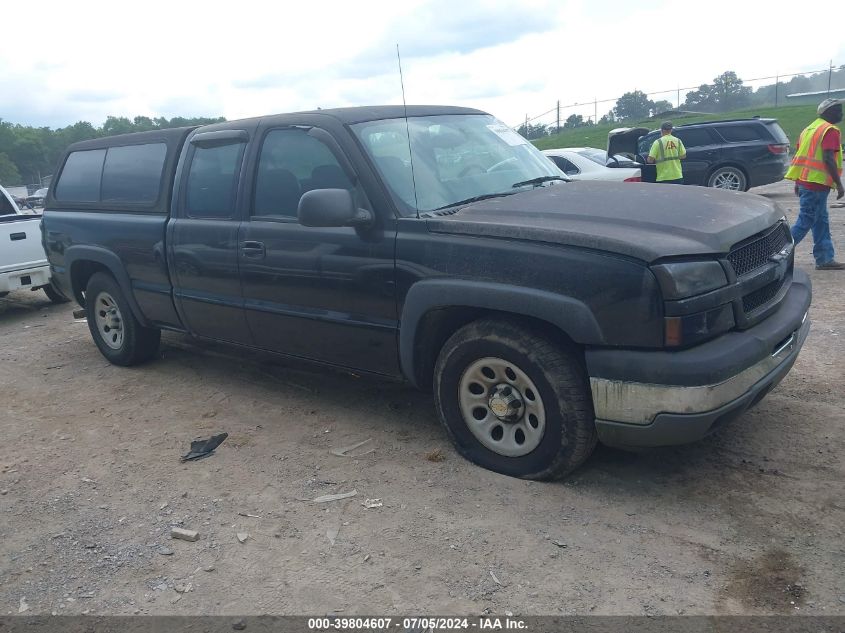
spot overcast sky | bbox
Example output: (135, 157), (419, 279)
(2, 0), (843, 130)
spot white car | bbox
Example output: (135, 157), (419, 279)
(0, 183), (66, 303)
(543, 147), (641, 182)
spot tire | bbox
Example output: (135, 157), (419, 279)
(707, 165), (747, 191)
(42, 281), (70, 304)
(84, 272), (160, 366)
(433, 318), (597, 480)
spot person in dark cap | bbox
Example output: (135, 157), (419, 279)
(646, 121), (686, 184)
(785, 98), (844, 270)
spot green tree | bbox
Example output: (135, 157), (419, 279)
(598, 110), (616, 125)
(563, 114), (585, 129)
(517, 122), (549, 140)
(684, 71), (752, 112)
(0, 152), (22, 185)
(651, 100), (673, 116)
(613, 90), (654, 121)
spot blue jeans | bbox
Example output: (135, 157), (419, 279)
(791, 186), (835, 266)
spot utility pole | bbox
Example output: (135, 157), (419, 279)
(594, 97), (597, 125)
(556, 100), (560, 132)
(677, 84), (680, 109)
(828, 60), (833, 96)
(775, 74), (778, 107)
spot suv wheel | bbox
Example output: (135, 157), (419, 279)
(433, 318), (597, 480)
(707, 166), (747, 191)
(85, 272), (160, 366)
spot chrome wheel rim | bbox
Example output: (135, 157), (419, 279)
(713, 171), (742, 190)
(93, 291), (124, 350)
(458, 357), (546, 457)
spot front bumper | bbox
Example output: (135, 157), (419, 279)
(587, 268), (811, 448)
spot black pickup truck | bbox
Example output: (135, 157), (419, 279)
(42, 106), (811, 479)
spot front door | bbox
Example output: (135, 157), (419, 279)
(238, 125), (399, 375)
(169, 128), (253, 344)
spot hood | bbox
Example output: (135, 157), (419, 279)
(425, 181), (784, 262)
(607, 127), (650, 159)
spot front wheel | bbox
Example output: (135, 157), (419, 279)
(707, 166), (747, 191)
(433, 318), (597, 480)
(85, 272), (160, 366)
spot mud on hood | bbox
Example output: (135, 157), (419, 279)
(426, 181), (784, 262)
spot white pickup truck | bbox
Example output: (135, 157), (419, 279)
(1, 184), (67, 302)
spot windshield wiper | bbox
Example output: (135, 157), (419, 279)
(511, 176), (567, 189)
(432, 192), (515, 212)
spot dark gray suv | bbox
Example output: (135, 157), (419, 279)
(608, 118), (791, 191)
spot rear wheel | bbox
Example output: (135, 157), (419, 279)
(707, 166), (747, 191)
(85, 272), (160, 366)
(433, 318), (597, 480)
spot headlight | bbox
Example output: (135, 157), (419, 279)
(651, 261), (727, 300)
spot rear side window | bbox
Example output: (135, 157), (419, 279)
(674, 128), (715, 147)
(55, 149), (106, 202)
(549, 155), (580, 176)
(716, 125), (765, 143)
(101, 143), (167, 203)
(185, 142), (245, 218)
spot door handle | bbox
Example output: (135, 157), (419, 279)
(241, 241), (265, 258)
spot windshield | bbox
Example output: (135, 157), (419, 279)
(352, 114), (562, 215)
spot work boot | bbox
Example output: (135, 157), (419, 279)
(816, 260), (845, 270)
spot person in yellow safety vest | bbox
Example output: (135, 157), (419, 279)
(646, 121), (687, 183)
(785, 98), (844, 270)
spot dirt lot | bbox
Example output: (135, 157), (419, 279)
(1, 180), (843, 616)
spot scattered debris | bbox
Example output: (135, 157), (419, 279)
(81, 477), (95, 484)
(363, 554), (371, 563)
(174, 583), (193, 594)
(232, 619), (247, 631)
(362, 498), (383, 509)
(157, 546), (174, 556)
(73, 319), (87, 324)
(181, 432), (229, 462)
(0, 489), (7, 495)
(18, 597), (29, 614)
(425, 448), (446, 463)
(72, 308), (86, 319)
(170, 594), (182, 604)
(330, 438), (374, 458)
(171, 528), (199, 542)
(159, 502), (169, 511)
(236, 532), (249, 544)
(237, 512), (260, 518)
(313, 490), (358, 503)
(552, 540), (567, 548)
(490, 570), (503, 586)
(203, 565), (216, 572)
(326, 526), (339, 546)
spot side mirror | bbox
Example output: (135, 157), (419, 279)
(297, 188), (373, 228)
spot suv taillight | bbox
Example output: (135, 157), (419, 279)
(623, 176), (641, 182)
(767, 144), (788, 154)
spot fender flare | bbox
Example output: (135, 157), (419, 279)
(399, 279), (604, 386)
(65, 245), (150, 327)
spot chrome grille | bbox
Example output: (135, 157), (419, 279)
(728, 222), (791, 277)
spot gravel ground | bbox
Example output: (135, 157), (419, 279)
(0, 179), (843, 616)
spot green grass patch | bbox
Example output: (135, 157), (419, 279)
(532, 104), (818, 151)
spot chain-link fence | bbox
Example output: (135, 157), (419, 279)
(514, 63), (845, 137)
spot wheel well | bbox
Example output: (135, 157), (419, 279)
(412, 307), (580, 391)
(70, 261), (111, 306)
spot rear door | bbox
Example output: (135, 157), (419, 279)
(168, 127), (255, 344)
(237, 121), (400, 375)
(672, 127), (721, 185)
